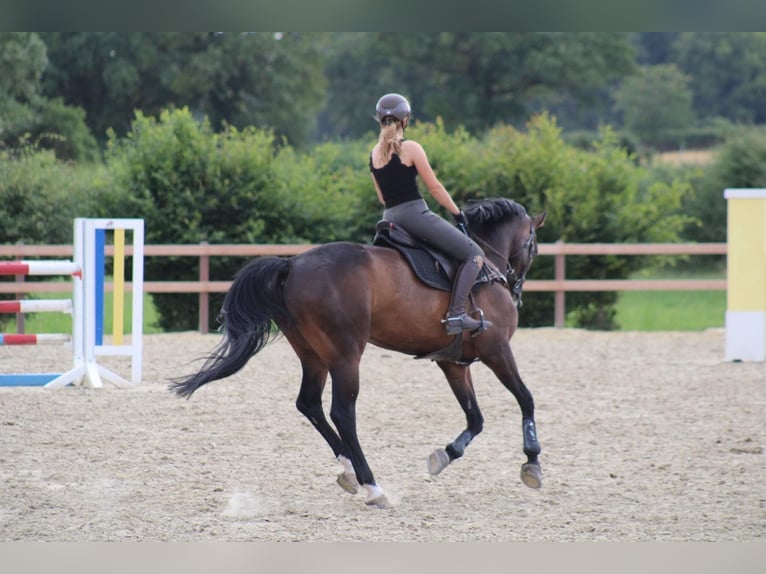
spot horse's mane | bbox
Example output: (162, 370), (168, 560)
(463, 198), (527, 227)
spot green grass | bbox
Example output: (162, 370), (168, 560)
(2, 290), (162, 335)
(614, 264), (726, 331)
(615, 290), (725, 331)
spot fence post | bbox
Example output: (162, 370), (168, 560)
(198, 242), (209, 334)
(554, 240), (566, 328)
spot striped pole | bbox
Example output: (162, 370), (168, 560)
(0, 333), (71, 345)
(0, 261), (80, 276)
(0, 299), (73, 314)
(0, 251), (80, 386)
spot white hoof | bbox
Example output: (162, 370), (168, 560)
(336, 455), (359, 494)
(363, 484), (390, 508)
(427, 448), (451, 475)
(520, 462), (542, 489)
(336, 471), (359, 494)
(365, 493), (391, 508)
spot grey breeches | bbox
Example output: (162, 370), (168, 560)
(382, 199), (484, 262)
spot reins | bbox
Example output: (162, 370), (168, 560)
(469, 219), (536, 305)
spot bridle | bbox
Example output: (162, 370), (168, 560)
(471, 218), (537, 307)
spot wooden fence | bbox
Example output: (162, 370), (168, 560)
(1, 242), (727, 332)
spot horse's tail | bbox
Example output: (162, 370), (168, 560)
(170, 257), (292, 398)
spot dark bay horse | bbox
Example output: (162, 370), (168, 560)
(171, 197), (546, 508)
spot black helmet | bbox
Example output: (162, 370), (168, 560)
(375, 93), (411, 124)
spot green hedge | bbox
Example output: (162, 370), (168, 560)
(411, 116), (691, 328)
(679, 126), (766, 246)
(0, 146), (109, 329)
(2, 109), (702, 331)
(0, 147), (106, 245)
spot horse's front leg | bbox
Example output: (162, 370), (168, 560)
(481, 344), (542, 489)
(427, 361), (485, 475)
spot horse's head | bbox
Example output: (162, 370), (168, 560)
(464, 198), (547, 307)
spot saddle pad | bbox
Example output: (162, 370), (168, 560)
(373, 232), (452, 292)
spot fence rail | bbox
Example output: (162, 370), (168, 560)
(2, 242), (727, 331)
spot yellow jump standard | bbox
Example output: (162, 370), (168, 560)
(724, 188), (766, 361)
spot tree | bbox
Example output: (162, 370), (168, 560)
(673, 33), (766, 124)
(0, 32), (45, 146)
(612, 64), (695, 148)
(200, 32), (326, 147)
(631, 32), (679, 65)
(319, 33), (636, 138)
(0, 32), (47, 103)
(681, 126), (766, 244)
(40, 32), (326, 148)
(0, 32), (98, 161)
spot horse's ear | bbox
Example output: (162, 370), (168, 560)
(532, 210), (547, 229)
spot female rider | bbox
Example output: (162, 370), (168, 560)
(369, 93), (491, 335)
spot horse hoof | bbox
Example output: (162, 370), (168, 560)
(365, 493), (391, 509)
(427, 448), (451, 475)
(520, 462), (542, 489)
(336, 472), (359, 495)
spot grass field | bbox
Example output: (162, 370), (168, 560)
(614, 264), (726, 331)
(615, 290), (725, 331)
(653, 149), (716, 166)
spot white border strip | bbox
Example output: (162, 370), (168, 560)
(724, 188), (766, 199)
(725, 311), (766, 362)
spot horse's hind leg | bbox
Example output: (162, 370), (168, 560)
(294, 353), (361, 495)
(427, 361), (485, 475)
(481, 345), (542, 489)
(328, 359), (390, 508)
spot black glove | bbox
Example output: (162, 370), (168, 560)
(453, 211), (469, 235)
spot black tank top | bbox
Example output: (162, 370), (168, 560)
(369, 153), (422, 208)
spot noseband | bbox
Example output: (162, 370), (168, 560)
(507, 223), (537, 305)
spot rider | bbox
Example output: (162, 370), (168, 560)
(369, 93), (491, 335)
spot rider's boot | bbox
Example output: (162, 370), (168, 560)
(442, 256), (492, 335)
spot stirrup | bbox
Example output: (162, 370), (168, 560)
(441, 308), (491, 336)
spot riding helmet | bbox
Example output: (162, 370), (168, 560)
(375, 93), (411, 124)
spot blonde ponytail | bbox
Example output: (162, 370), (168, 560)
(375, 121), (405, 165)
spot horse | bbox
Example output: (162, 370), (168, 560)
(170, 197), (547, 508)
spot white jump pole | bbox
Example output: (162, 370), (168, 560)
(0, 261), (80, 276)
(0, 300), (73, 314)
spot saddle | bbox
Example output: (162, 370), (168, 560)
(372, 220), (506, 365)
(372, 220), (504, 292)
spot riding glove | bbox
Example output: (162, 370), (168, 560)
(453, 211), (469, 235)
